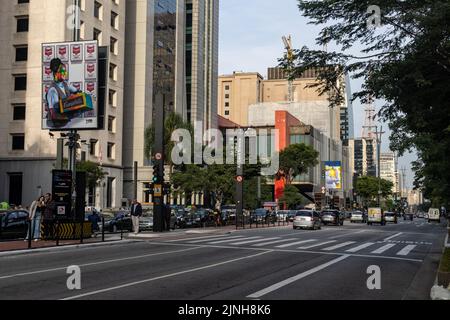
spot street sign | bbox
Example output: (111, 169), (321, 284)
(57, 206), (66, 215)
(154, 184), (162, 197)
(155, 153), (162, 160)
(236, 176), (243, 183)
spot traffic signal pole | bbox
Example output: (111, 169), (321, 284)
(153, 93), (166, 232)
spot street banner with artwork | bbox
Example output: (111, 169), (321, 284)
(325, 161), (342, 190)
(42, 40), (98, 130)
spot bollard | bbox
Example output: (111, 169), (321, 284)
(56, 220), (60, 246)
(28, 219), (32, 249)
(80, 220), (84, 244)
(102, 216), (105, 242)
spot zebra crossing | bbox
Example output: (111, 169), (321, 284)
(176, 234), (426, 257)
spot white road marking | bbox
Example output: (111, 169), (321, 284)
(169, 234), (235, 242)
(275, 239), (317, 248)
(246, 255), (350, 298)
(230, 237), (280, 245)
(383, 233), (403, 242)
(187, 236), (244, 244)
(298, 240), (336, 249)
(322, 241), (356, 251)
(0, 247), (202, 280)
(396, 245), (417, 256)
(345, 243), (375, 253)
(252, 238), (296, 247)
(327, 230), (366, 239)
(62, 251), (272, 300)
(371, 244), (396, 254)
(208, 236), (261, 244)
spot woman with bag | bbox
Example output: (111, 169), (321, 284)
(26, 196), (45, 241)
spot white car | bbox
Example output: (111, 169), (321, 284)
(350, 211), (366, 223)
(293, 210), (322, 230)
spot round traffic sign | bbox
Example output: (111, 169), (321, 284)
(155, 153), (162, 160)
(236, 176), (243, 183)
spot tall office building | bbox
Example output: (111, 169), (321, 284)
(123, 0), (219, 203)
(185, 0), (219, 131)
(0, 0), (126, 208)
(349, 138), (377, 178)
(380, 152), (400, 195)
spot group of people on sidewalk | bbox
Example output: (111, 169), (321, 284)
(25, 193), (56, 242)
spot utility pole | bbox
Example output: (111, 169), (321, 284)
(375, 126), (385, 207)
(282, 35), (294, 103)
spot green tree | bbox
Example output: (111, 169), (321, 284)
(283, 1), (450, 206)
(144, 112), (194, 168)
(355, 176), (393, 204)
(279, 143), (319, 184)
(76, 161), (107, 189)
(279, 185), (307, 210)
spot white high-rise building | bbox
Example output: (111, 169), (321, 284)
(380, 152), (400, 195)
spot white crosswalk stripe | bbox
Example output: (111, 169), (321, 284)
(275, 239), (317, 248)
(208, 236), (262, 244)
(322, 241), (356, 251)
(371, 244), (396, 254)
(345, 242), (375, 253)
(230, 237), (280, 245)
(187, 236), (244, 244)
(298, 240), (336, 249)
(252, 238), (296, 247)
(396, 245), (417, 256)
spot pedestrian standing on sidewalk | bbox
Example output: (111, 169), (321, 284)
(130, 199), (142, 235)
(26, 196), (45, 241)
(42, 193), (56, 239)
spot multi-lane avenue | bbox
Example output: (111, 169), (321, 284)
(0, 219), (447, 300)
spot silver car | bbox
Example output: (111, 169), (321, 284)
(139, 216), (154, 231)
(350, 211), (366, 223)
(293, 210), (322, 230)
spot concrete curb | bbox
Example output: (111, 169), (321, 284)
(0, 240), (135, 258)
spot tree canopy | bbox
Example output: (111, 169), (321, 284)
(355, 176), (394, 201)
(279, 143), (320, 184)
(283, 1), (450, 205)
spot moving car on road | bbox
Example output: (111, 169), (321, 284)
(293, 210), (322, 230)
(428, 208), (441, 223)
(321, 210), (344, 226)
(350, 211), (367, 223)
(367, 207), (386, 226)
(384, 212), (398, 224)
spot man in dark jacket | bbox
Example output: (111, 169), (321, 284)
(130, 199), (143, 235)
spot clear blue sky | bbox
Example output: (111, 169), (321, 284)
(219, 0), (415, 188)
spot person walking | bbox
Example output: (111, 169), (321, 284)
(130, 199), (142, 235)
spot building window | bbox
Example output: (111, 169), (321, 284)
(108, 89), (117, 107)
(18, 0), (30, 4)
(14, 75), (27, 91)
(16, 16), (29, 32)
(11, 134), (25, 150)
(13, 105), (26, 120)
(225, 94), (230, 99)
(89, 140), (97, 156)
(225, 85), (230, 91)
(224, 111), (230, 116)
(93, 28), (102, 43)
(109, 63), (117, 81)
(111, 11), (118, 29)
(225, 102), (229, 108)
(94, 1), (103, 20)
(107, 142), (115, 159)
(110, 37), (118, 55)
(108, 116), (115, 132)
(15, 46), (28, 62)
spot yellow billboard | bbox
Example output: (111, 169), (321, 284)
(325, 161), (342, 190)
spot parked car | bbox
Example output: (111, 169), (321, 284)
(286, 211), (297, 222)
(0, 210), (30, 239)
(277, 210), (290, 222)
(293, 210), (322, 230)
(350, 211), (367, 223)
(103, 212), (133, 233)
(251, 208), (269, 223)
(321, 210), (344, 226)
(139, 215), (154, 231)
(403, 212), (414, 221)
(384, 212), (398, 224)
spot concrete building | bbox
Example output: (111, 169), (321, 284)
(348, 138), (377, 178)
(219, 67), (354, 143)
(218, 72), (263, 127)
(0, 0), (126, 208)
(380, 152), (400, 195)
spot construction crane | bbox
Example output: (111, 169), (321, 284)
(282, 35), (294, 102)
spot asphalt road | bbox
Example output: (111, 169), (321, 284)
(0, 218), (447, 300)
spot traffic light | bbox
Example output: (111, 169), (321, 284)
(152, 163), (163, 184)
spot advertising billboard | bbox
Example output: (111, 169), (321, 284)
(325, 161), (342, 190)
(42, 40), (98, 130)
